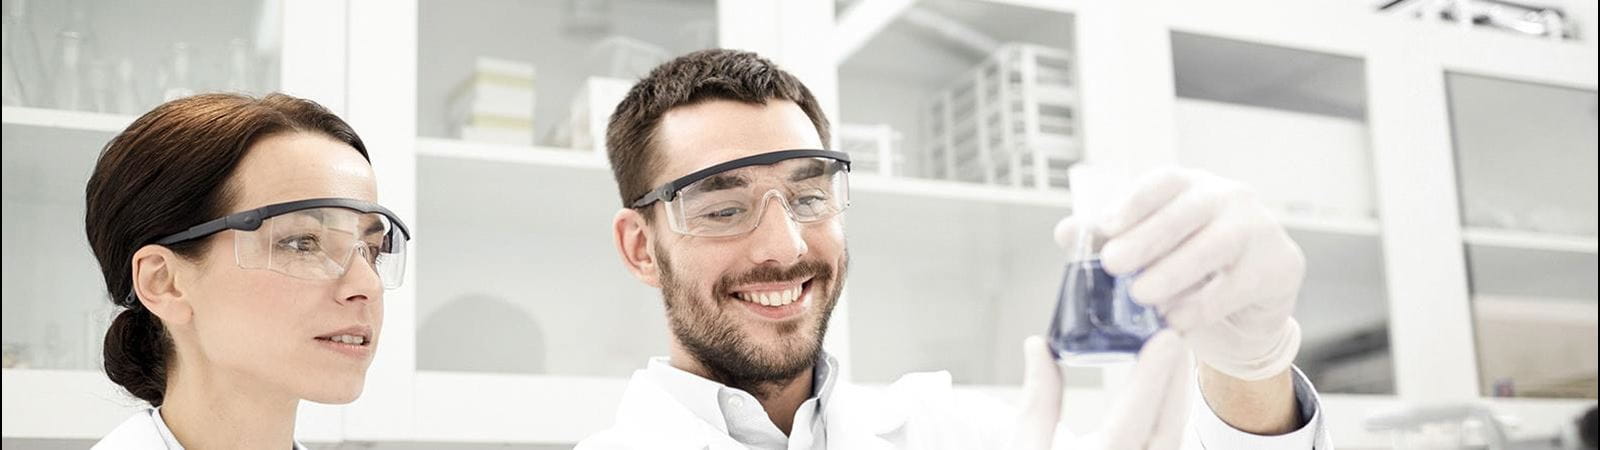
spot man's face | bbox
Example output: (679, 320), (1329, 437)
(643, 99), (847, 387)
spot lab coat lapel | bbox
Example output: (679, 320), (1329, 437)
(610, 370), (744, 450)
(824, 381), (909, 450)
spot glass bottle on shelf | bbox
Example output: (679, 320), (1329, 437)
(42, 321), (65, 368)
(160, 42), (196, 102)
(52, 30), (87, 111)
(113, 57), (139, 114)
(2, 0), (45, 106)
(87, 59), (112, 113)
(1, 27), (18, 105)
(224, 38), (253, 93)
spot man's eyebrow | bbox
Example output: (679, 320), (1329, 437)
(697, 173), (749, 192)
(788, 160), (826, 182)
(361, 218), (387, 236)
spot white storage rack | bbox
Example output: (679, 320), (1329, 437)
(924, 43), (1080, 190)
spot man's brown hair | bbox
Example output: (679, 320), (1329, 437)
(605, 49), (831, 209)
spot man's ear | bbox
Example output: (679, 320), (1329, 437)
(614, 208), (662, 288)
(130, 244), (195, 325)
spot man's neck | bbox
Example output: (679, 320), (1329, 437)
(669, 346), (815, 435)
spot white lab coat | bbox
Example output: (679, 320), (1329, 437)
(92, 408), (309, 450)
(579, 370), (1012, 449)
(579, 367), (1332, 450)
(93, 410), (171, 450)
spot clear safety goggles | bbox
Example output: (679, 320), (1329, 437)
(630, 149), (852, 238)
(153, 198), (412, 289)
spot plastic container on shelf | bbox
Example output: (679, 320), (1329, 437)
(584, 35), (669, 80)
(836, 123), (904, 177)
(567, 76), (633, 153)
(924, 43), (1082, 191)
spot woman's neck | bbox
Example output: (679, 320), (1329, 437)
(159, 362), (299, 450)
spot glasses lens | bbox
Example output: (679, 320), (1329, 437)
(234, 207), (407, 288)
(667, 157), (849, 237)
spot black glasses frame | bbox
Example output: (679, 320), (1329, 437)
(628, 149), (851, 209)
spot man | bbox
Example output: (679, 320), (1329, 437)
(578, 49), (1330, 449)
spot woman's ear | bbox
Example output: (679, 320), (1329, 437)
(131, 245), (195, 325)
(614, 208), (662, 288)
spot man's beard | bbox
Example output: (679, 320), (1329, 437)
(657, 244), (846, 399)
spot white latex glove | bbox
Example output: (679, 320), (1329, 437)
(1056, 168), (1305, 381)
(1009, 332), (1193, 450)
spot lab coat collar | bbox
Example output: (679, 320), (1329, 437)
(612, 368), (742, 449)
(608, 353), (913, 449)
(94, 408), (310, 450)
(94, 410), (168, 449)
(643, 352), (845, 435)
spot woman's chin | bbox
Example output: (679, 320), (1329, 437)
(301, 380), (365, 405)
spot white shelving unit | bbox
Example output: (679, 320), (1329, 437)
(2, 0), (378, 445)
(5, 0), (1597, 448)
(0, 107), (134, 132)
(1462, 227), (1600, 254)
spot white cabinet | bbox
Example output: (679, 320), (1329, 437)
(2, 0), (355, 442)
(1446, 72), (1598, 399)
(833, 0), (1091, 388)
(1169, 31), (1395, 395)
(4, 0), (1597, 447)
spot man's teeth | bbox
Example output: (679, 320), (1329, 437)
(733, 284), (803, 306)
(324, 335), (366, 345)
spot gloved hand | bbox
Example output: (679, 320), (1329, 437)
(1056, 168), (1305, 382)
(1009, 332), (1192, 450)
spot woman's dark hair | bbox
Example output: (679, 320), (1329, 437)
(85, 93), (368, 406)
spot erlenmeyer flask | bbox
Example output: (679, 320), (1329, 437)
(1047, 164), (1162, 365)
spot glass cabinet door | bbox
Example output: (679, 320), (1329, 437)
(1171, 32), (1394, 394)
(1447, 72), (1598, 399)
(413, 0), (718, 377)
(2, 0), (284, 372)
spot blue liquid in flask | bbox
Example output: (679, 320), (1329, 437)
(1047, 258), (1163, 365)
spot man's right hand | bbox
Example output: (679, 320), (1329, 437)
(1008, 331), (1193, 450)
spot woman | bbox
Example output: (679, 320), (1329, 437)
(86, 93), (409, 449)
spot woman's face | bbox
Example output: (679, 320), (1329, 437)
(179, 131), (385, 404)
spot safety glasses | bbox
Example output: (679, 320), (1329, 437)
(153, 198), (412, 289)
(631, 149), (852, 238)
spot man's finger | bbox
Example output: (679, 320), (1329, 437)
(1011, 336), (1064, 450)
(1098, 169), (1193, 237)
(1100, 187), (1227, 277)
(1146, 343), (1194, 450)
(1097, 331), (1186, 448)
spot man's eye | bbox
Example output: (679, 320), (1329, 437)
(704, 207), (746, 219)
(277, 235), (321, 253)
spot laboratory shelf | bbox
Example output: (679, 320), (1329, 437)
(417, 136), (1075, 208)
(415, 137), (608, 171)
(1277, 214), (1382, 237)
(851, 174), (1071, 209)
(1462, 227), (1599, 254)
(416, 135), (1385, 241)
(1, 107), (135, 133)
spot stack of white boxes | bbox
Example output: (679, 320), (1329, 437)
(449, 57), (537, 146)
